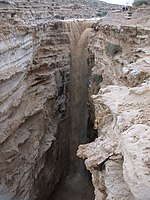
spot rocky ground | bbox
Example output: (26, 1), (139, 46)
(78, 6), (150, 200)
(0, 1), (150, 200)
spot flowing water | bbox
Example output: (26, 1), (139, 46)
(67, 20), (93, 172)
(50, 20), (94, 200)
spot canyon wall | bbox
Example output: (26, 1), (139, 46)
(0, 16), (70, 200)
(78, 14), (150, 200)
(1, 3), (150, 200)
(0, 10), (95, 199)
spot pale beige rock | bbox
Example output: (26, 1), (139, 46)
(78, 11), (150, 199)
(1, 3), (150, 200)
(0, 16), (70, 200)
(120, 124), (150, 200)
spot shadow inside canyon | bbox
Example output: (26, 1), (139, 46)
(50, 170), (94, 200)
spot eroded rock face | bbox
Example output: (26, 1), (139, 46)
(0, 0), (121, 20)
(120, 124), (150, 200)
(0, 17), (70, 200)
(1, 3), (150, 200)
(78, 16), (150, 200)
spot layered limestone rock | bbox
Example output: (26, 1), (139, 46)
(1, 2), (150, 200)
(78, 12), (150, 200)
(0, 4), (98, 198)
(0, 0), (121, 21)
(0, 17), (70, 200)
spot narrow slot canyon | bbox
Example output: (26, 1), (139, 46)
(50, 21), (96, 200)
(0, 2), (150, 200)
(0, 16), (97, 200)
(33, 20), (97, 200)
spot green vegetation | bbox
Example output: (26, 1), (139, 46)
(105, 43), (122, 57)
(54, 15), (65, 20)
(92, 74), (103, 84)
(133, 0), (150, 6)
(96, 11), (108, 17)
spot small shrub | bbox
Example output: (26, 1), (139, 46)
(102, 11), (108, 17)
(105, 43), (122, 56)
(96, 11), (108, 17)
(96, 12), (102, 17)
(60, 16), (65, 20)
(92, 74), (103, 84)
(54, 14), (61, 19)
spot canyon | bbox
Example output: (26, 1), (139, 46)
(0, 1), (150, 200)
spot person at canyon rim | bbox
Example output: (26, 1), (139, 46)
(122, 6), (128, 11)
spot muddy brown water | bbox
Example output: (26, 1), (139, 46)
(50, 21), (95, 200)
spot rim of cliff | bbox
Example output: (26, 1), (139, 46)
(95, 5), (150, 29)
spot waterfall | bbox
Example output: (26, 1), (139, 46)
(50, 20), (94, 200)
(66, 20), (93, 173)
